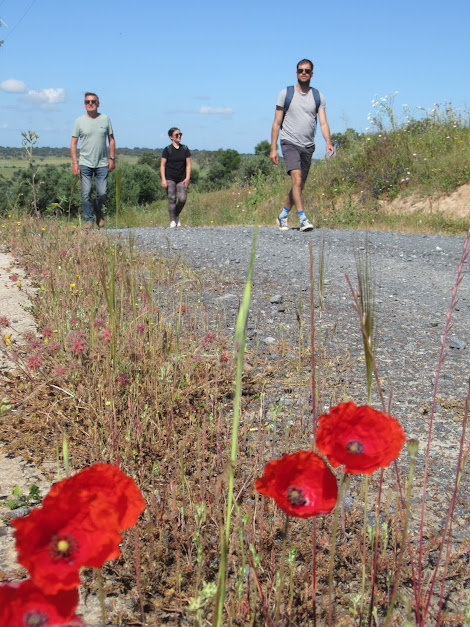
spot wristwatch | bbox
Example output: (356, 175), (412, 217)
(109, 157), (115, 161)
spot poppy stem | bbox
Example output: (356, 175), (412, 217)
(383, 439), (417, 626)
(312, 518), (317, 627)
(359, 475), (369, 620)
(274, 515), (290, 627)
(327, 474), (349, 626)
(95, 568), (106, 627)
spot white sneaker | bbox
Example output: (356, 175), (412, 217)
(300, 218), (314, 232)
(176, 217), (181, 227)
(169, 221), (177, 228)
(277, 215), (289, 231)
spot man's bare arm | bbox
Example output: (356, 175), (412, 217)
(70, 137), (79, 176)
(108, 134), (116, 172)
(270, 107), (284, 165)
(318, 109), (334, 157)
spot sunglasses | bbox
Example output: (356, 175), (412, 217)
(297, 68), (312, 74)
(173, 133), (182, 137)
(85, 99), (98, 105)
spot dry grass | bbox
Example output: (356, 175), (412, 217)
(1, 217), (470, 626)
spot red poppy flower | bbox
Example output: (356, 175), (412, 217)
(255, 450), (338, 518)
(0, 579), (84, 627)
(43, 463), (146, 530)
(315, 401), (406, 475)
(13, 497), (122, 594)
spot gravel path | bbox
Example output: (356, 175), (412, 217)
(117, 225), (470, 534)
(120, 225), (470, 403)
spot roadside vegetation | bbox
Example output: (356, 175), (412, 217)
(1, 214), (470, 625)
(1, 95), (469, 233)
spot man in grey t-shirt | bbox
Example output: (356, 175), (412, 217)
(270, 59), (334, 231)
(70, 92), (115, 229)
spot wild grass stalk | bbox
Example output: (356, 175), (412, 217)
(212, 223), (258, 627)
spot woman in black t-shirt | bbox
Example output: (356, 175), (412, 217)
(160, 127), (191, 228)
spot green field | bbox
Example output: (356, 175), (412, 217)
(0, 152), (140, 179)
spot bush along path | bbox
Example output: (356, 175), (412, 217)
(1, 219), (470, 624)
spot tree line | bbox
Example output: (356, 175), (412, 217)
(0, 140), (275, 215)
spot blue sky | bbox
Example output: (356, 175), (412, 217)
(0, 0), (469, 154)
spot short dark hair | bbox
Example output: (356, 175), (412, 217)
(84, 91), (99, 101)
(296, 59), (314, 71)
(168, 127), (180, 138)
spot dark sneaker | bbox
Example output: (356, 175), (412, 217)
(277, 215), (289, 231)
(300, 218), (314, 232)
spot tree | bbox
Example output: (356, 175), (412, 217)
(331, 128), (361, 150)
(254, 140), (271, 157)
(137, 152), (161, 172)
(219, 149), (241, 173)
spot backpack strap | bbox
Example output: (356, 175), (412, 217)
(281, 86), (321, 128)
(311, 87), (321, 116)
(281, 86), (295, 128)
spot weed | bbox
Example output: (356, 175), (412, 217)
(6, 484), (40, 510)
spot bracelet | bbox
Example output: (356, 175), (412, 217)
(109, 157), (115, 161)
(72, 162), (78, 164)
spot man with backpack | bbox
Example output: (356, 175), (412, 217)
(270, 59), (334, 231)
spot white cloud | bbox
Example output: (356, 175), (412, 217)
(22, 88), (66, 109)
(0, 123), (8, 129)
(0, 79), (27, 93)
(199, 106), (234, 115)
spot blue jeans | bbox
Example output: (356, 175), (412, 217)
(79, 165), (109, 223)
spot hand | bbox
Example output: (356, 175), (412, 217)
(270, 149), (279, 165)
(109, 159), (116, 172)
(325, 142), (335, 157)
(72, 163), (80, 176)
(183, 178), (190, 188)
(161, 180), (168, 189)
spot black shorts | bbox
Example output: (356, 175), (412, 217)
(281, 140), (315, 181)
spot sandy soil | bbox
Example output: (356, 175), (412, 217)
(381, 182), (470, 219)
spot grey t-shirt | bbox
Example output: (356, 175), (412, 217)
(276, 88), (326, 148)
(72, 113), (113, 168)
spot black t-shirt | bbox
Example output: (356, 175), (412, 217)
(162, 144), (191, 183)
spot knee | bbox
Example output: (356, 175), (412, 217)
(290, 172), (303, 189)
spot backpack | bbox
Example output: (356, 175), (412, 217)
(281, 85), (321, 128)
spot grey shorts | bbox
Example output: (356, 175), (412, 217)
(281, 140), (315, 180)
